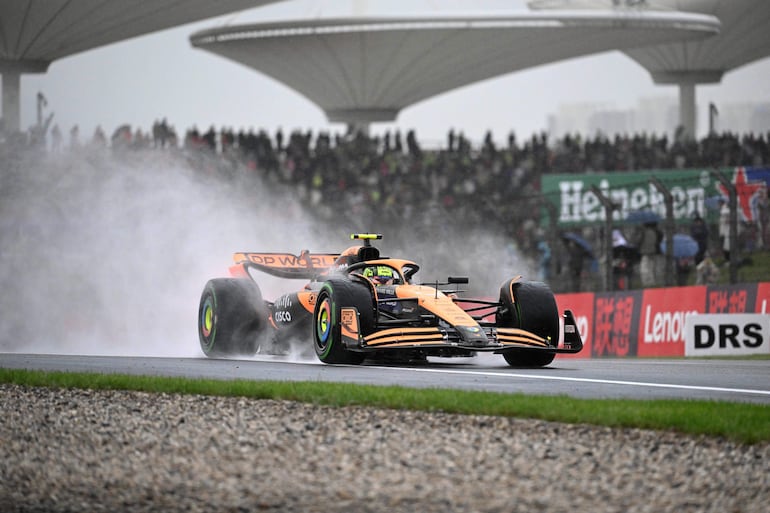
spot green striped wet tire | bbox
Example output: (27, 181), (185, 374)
(198, 278), (267, 358)
(313, 279), (372, 365)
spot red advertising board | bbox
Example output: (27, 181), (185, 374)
(555, 292), (594, 359)
(636, 286), (705, 357)
(592, 291), (643, 358)
(705, 284), (757, 313)
(756, 283), (770, 313)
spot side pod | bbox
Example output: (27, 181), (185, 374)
(558, 309), (584, 354)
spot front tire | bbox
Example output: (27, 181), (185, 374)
(198, 278), (268, 358)
(497, 279), (558, 367)
(313, 279), (372, 364)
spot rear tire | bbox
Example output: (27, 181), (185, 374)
(313, 279), (372, 364)
(497, 279), (558, 367)
(198, 278), (268, 358)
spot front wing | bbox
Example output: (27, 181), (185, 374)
(339, 308), (584, 354)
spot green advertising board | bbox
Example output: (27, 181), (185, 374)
(541, 168), (725, 227)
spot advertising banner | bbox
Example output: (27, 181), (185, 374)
(637, 286), (704, 357)
(555, 292), (594, 358)
(754, 282), (770, 313)
(684, 313), (770, 357)
(706, 284), (758, 313)
(541, 166), (770, 228)
(591, 290), (643, 358)
(554, 281), (769, 359)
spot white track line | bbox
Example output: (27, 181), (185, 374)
(367, 366), (770, 397)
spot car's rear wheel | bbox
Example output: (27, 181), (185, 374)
(313, 279), (372, 364)
(198, 278), (268, 358)
(497, 279), (558, 367)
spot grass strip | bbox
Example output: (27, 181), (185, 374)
(1, 368), (768, 445)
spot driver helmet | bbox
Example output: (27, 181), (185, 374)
(363, 265), (394, 285)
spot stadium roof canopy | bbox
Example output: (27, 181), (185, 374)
(529, 0), (770, 137)
(190, 9), (719, 131)
(0, 0), (279, 132)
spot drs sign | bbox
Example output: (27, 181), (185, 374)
(684, 314), (770, 357)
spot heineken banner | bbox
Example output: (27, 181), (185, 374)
(540, 167), (770, 227)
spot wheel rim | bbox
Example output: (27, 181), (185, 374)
(201, 302), (214, 337)
(316, 297), (332, 349)
(200, 295), (216, 350)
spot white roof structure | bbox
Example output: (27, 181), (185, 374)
(529, 0), (770, 137)
(0, 0), (279, 132)
(190, 9), (720, 132)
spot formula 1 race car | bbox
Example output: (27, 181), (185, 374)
(198, 234), (583, 366)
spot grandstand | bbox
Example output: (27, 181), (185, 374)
(3, 117), (766, 293)
(2, 1), (767, 293)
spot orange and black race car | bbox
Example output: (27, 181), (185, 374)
(198, 234), (583, 366)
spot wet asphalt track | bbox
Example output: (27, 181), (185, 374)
(1, 352), (769, 404)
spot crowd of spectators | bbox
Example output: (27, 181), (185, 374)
(2, 120), (768, 291)
(14, 119), (768, 176)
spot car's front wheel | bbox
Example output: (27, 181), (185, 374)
(497, 279), (558, 367)
(313, 279), (372, 365)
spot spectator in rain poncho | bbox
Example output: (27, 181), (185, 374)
(612, 229), (636, 290)
(636, 222), (663, 288)
(696, 251), (720, 285)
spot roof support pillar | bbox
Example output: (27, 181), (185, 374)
(649, 71), (722, 141)
(678, 81), (696, 140)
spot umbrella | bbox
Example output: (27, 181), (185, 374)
(660, 234), (699, 259)
(625, 209), (662, 225)
(612, 244), (640, 262)
(705, 195), (727, 212)
(612, 229), (639, 261)
(561, 232), (593, 257)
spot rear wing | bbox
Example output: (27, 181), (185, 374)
(230, 251), (340, 280)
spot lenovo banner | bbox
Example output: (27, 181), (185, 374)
(637, 286), (703, 357)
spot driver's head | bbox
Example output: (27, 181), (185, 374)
(363, 265), (394, 285)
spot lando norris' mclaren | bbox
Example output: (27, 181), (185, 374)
(198, 234), (583, 366)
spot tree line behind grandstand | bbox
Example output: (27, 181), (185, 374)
(2, 120), (768, 293)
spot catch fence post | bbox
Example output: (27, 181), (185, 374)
(650, 177), (674, 287)
(589, 185), (618, 292)
(710, 169), (738, 284)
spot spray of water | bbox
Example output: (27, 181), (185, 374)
(0, 146), (536, 357)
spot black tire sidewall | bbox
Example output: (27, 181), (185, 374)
(313, 279), (372, 364)
(198, 278), (266, 357)
(498, 279), (559, 367)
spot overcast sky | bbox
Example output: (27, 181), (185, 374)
(18, 0), (770, 147)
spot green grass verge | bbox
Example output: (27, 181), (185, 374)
(734, 248), (770, 284)
(2, 368), (768, 445)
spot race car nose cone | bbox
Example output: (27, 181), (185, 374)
(456, 324), (488, 346)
